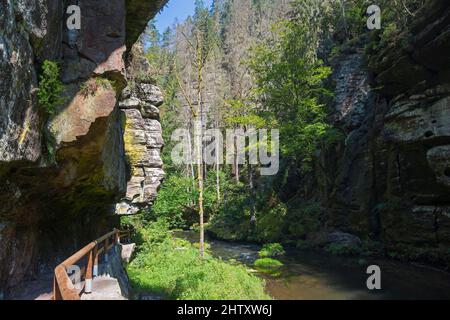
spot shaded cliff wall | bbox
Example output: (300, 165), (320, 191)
(0, 0), (167, 296)
(318, 0), (450, 267)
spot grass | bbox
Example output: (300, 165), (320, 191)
(254, 258), (283, 270)
(126, 220), (271, 300)
(254, 258), (283, 276)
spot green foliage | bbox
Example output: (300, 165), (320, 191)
(254, 203), (287, 242)
(207, 181), (252, 241)
(138, 219), (172, 248)
(254, 258), (283, 275)
(209, 188), (324, 245)
(127, 220), (270, 300)
(248, 8), (333, 172)
(37, 60), (64, 116)
(258, 243), (285, 258)
(380, 22), (400, 46)
(325, 243), (362, 256)
(284, 201), (322, 241)
(193, 0), (218, 63)
(223, 99), (268, 129)
(149, 175), (196, 229)
(148, 169), (237, 229)
(43, 128), (57, 164)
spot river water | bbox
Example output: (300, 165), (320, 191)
(176, 231), (450, 300)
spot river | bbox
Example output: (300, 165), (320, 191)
(176, 231), (450, 300)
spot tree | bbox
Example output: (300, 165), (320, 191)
(174, 1), (217, 258)
(249, 0), (333, 172)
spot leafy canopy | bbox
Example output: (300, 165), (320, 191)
(249, 8), (333, 171)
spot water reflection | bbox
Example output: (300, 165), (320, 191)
(175, 231), (450, 300)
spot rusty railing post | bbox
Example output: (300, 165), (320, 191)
(85, 249), (94, 294)
(92, 245), (99, 278)
(52, 229), (126, 300)
(115, 229), (120, 245)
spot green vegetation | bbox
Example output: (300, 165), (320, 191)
(126, 220), (270, 300)
(325, 243), (362, 256)
(37, 60), (64, 116)
(258, 243), (285, 258)
(255, 244), (285, 275)
(254, 258), (283, 269)
(37, 60), (64, 163)
(129, 1), (430, 286)
(254, 258), (283, 276)
(249, 9), (333, 170)
(79, 77), (114, 97)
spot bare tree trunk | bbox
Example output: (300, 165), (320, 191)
(214, 116), (221, 203)
(339, 0), (349, 40)
(194, 118), (205, 258)
(196, 36), (205, 259)
(248, 162), (256, 226)
(234, 132), (240, 183)
(187, 122), (195, 206)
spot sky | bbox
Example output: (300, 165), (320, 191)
(154, 0), (214, 33)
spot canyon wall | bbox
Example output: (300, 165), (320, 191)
(0, 0), (167, 296)
(319, 0), (450, 267)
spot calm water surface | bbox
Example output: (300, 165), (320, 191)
(176, 231), (450, 300)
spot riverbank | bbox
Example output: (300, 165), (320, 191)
(126, 221), (270, 300)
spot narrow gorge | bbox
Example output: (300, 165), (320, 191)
(0, 0), (449, 300)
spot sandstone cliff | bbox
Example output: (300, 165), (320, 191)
(318, 0), (450, 268)
(0, 0), (167, 297)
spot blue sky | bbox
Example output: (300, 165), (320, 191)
(154, 0), (214, 33)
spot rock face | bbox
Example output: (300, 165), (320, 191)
(0, 0), (167, 297)
(0, 0), (45, 163)
(116, 43), (165, 216)
(318, 1), (450, 268)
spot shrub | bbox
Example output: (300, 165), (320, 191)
(254, 203), (287, 242)
(258, 243), (285, 258)
(139, 219), (171, 249)
(79, 77), (114, 97)
(254, 258), (283, 275)
(37, 60), (64, 116)
(149, 175), (196, 229)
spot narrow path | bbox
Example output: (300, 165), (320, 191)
(12, 243), (135, 300)
(81, 275), (126, 300)
(11, 273), (53, 300)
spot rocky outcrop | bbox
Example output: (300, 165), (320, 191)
(319, 1), (450, 268)
(0, 0), (167, 297)
(116, 43), (165, 215)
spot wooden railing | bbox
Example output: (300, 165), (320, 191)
(53, 228), (133, 300)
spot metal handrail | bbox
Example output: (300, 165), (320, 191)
(52, 228), (133, 300)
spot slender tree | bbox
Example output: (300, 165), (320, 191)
(175, 2), (216, 258)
